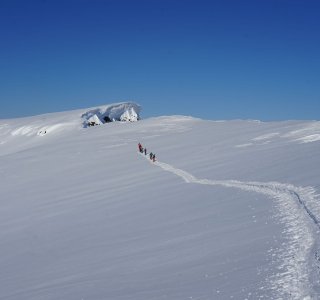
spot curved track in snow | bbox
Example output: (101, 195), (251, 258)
(150, 159), (319, 299)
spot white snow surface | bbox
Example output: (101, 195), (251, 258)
(1, 107), (320, 300)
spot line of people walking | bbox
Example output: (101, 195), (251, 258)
(138, 142), (156, 162)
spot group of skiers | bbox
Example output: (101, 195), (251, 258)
(138, 143), (156, 162)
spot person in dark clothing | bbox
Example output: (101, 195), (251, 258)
(152, 154), (156, 162)
(144, 148), (147, 155)
(138, 143), (143, 153)
(149, 152), (153, 160)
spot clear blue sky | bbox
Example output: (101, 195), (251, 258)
(0, 0), (319, 120)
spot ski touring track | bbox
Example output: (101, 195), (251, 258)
(143, 155), (320, 299)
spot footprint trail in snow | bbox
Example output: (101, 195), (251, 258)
(150, 159), (320, 300)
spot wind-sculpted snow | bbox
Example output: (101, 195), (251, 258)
(296, 134), (320, 143)
(153, 159), (319, 299)
(282, 121), (320, 144)
(81, 102), (140, 127)
(235, 121), (320, 148)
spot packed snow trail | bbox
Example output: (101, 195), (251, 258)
(149, 159), (319, 299)
(154, 160), (320, 228)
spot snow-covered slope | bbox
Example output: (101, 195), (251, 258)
(0, 102), (140, 156)
(0, 101), (140, 136)
(1, 106), (320, 299)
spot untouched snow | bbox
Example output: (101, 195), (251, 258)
(0, 108), (320, 299)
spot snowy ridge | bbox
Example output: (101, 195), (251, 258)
(151, 158), (319, 299)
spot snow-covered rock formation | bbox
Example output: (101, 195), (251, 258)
(82, 102), (141, 127)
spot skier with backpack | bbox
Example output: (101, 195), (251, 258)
(138, 143), (143, 153)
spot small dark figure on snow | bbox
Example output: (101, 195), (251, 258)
(138, 143), (143, 153)
(149, 152), (153, 160)
(152, 154), (156, 162)
(144, 148), (147, 155)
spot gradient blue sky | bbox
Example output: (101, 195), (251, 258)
(0, 0), (319, 120)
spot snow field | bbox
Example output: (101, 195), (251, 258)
(1, 108), (320, 299)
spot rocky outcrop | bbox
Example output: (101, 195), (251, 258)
(82, 102), (141, 127)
